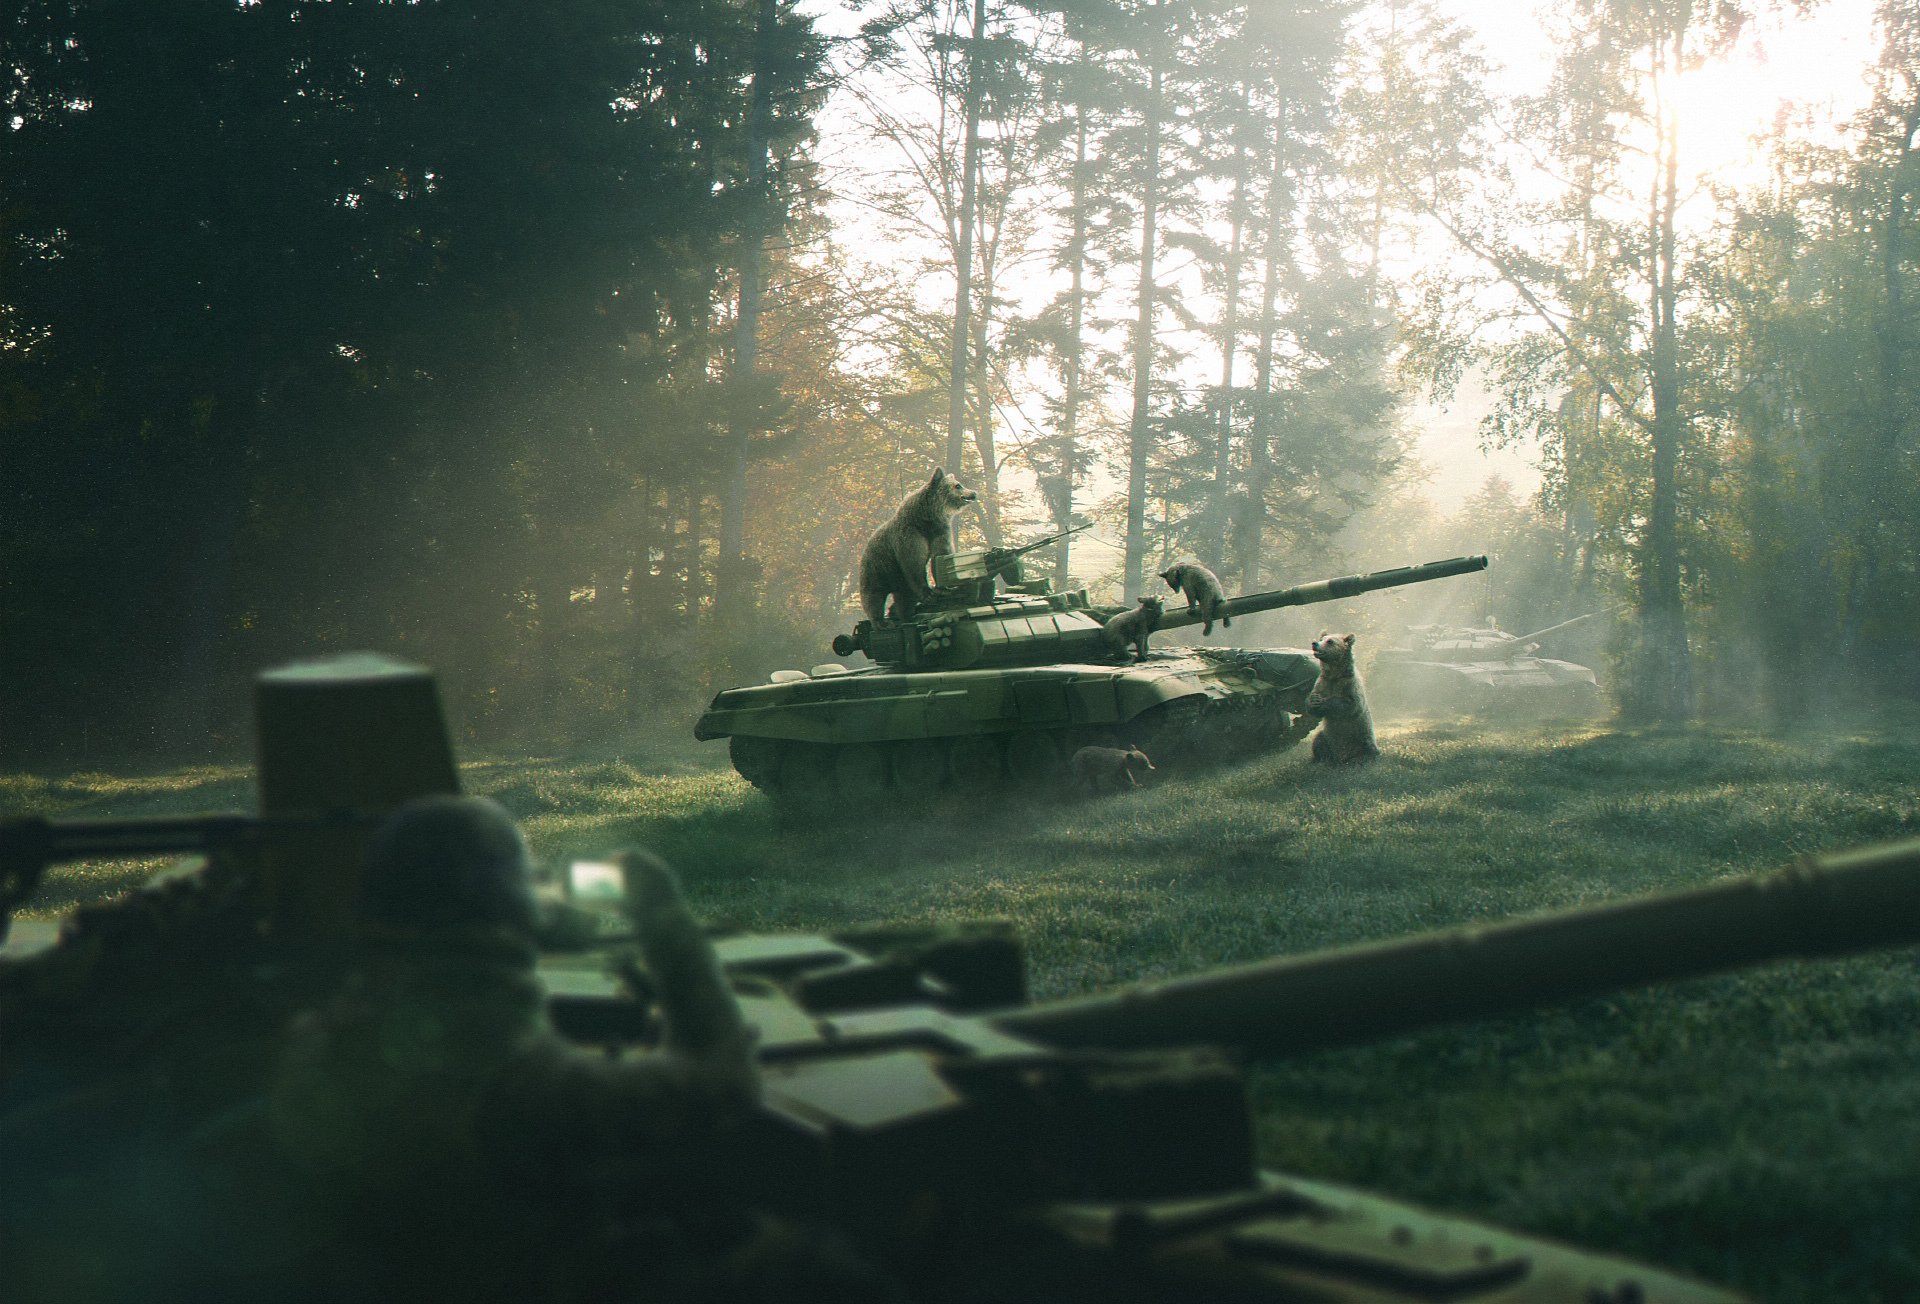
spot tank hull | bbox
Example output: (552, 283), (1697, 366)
(1369, 655), (1604, 716)
(695, 646), (1320, 797)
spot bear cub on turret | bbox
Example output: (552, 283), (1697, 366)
(858, 468), (979, 621)
(1159, 561), (1232, 636)
(1306, 632), (1379, 765)
(1104, 596), (1163, 662)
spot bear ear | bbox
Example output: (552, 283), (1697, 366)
(1343, 633), (1357, 646)
(929, 468), (947, 488)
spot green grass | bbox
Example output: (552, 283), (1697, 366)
(7, 720), (1919, 1301)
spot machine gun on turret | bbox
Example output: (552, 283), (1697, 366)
(929, 522), (1093, 602)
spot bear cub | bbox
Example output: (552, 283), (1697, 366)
(1070, 745), (1155, 795)
(1158, 561), (1232, 635)
(858, 468), (979, 621)
(1103, 596), (1163, 662)
(1306, 632), (1379, 765)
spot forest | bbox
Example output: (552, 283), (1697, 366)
(1, 0), (1916, 762)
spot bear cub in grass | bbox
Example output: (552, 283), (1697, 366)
(1159, 561), (1232, 635)
(858, 468), (979, 621)
(1306, 632), (1379, 765)
(1070, 745), (1155, 795)
(1104, 596), (1163, 662)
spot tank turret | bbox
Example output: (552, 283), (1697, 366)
(699, 549), (1488, 798)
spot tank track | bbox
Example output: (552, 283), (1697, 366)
(726, 692), (1316, 802)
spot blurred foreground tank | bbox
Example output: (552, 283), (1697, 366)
(8, 656), (1920, 1302)
(1369, 613), (1607, 717)
(694, 537), (1489, 798)
(542, 834), (1920, 1304)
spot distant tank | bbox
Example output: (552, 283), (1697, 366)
(693, 536), (1488, 798)
(1369, 612), (1607, 716)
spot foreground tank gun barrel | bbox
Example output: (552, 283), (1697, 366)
(0, 811), (375, 942)
(1151, 554), (1490, 637)
(993, 837), (1920, 1058)
(535, 834), (1920, 1304)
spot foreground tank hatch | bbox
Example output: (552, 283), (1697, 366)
(6, 656), (1920, 1301)
(694, 545), (1489, 798)
(1370, 613), (1607, 716)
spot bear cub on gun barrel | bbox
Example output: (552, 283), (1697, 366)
(1159, 561), (1232, 636)
(1306, 632), (1379, 765)
(858, 468), (979, 621)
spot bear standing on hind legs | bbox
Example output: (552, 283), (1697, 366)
(858, 468), (979, 622)
(1306, 632), (1380, 765)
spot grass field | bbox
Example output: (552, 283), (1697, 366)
(7, 716), (1919, 1302)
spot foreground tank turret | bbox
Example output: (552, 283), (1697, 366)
(7, 657), (1920, 1302)
(1371, 612), (1607, 716)
(694, 543), (1489, 798)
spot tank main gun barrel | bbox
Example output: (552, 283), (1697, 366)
(1505, 610), (1604, 650)
(992, 837), (1920, 1059)
(1153, 555), (1489, 636)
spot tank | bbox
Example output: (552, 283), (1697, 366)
(694, 543), (1490, 798)
(1369, 613), (1607, 716)
(6, 655), (1920, 1303)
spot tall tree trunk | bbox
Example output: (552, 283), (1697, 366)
(1054, 100), (1090, 587)
(970, 299), (1004, 546)
(1841, 93), (1919, 669)
(1123, 35), (1162, 600)
(718, 0), (777, 616)
(1209, 105), (1249, 571)
(1638, 46), (1692, 721)
(946, 0), (988, 473)
(1240, 102), (1288, 592)
(683, 490), (705, 628)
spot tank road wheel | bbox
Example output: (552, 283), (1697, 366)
(1005, 730), (1066, 792)
(778, 743), (838, 807)
(946, 735), (1004, 792)
(890, 739), (947, 796)
(728, 735), (784, 792)
(833, 744), (890, 799)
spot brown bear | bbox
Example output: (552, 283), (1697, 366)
(1070, 745), (1155, 795)
(1103, 595), (1163, 662)
(1159, 560), (1232, 635)
(857, 468), (979, 621)
(1306, 632), (1379, 764)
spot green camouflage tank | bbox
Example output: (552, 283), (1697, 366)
(1370, 614), (1606, 717)
(695, 537), (1488, 797)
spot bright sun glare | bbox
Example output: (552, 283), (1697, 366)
(1407, 0), (1880, 511)
(1467, 0), (1878, 189)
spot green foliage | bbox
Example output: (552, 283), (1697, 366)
(0, 0), (829, 760)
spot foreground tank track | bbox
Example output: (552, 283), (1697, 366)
(726, 689), (1315, 803)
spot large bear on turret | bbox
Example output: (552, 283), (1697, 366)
(858, 469), (979, 621)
